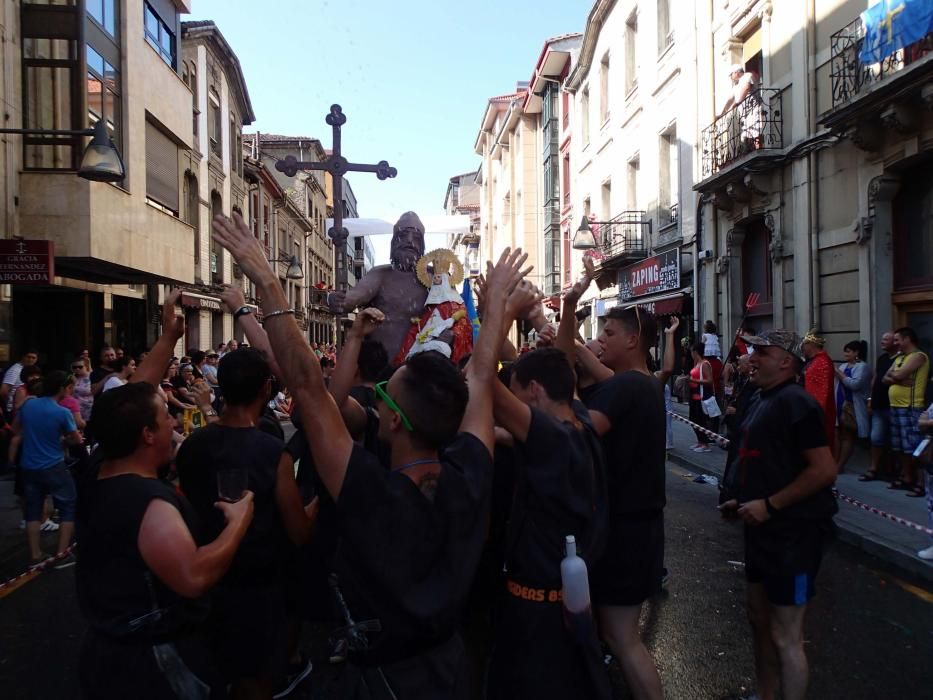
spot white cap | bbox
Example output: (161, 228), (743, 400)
(728, 63), (745, 76)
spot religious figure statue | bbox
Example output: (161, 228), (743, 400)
(802, 330), (836, 453)
(393, 249), (473, 366)
(327, 212), (428, 361)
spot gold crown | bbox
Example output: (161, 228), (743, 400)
(415, 248), (464, 289)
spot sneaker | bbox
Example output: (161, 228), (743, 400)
(328, 637), (348, 664)
(272, 657), (312, 699)
(53, 552), (77, 570)
(692, 445), (712, 453)
(918, 546), (933, 561)
(40, 519), (60, 532)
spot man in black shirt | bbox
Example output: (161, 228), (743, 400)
(486, 346), (610, 699)
(176, 348), (316, 698)
(212, 212), (528, 698)
(720, 330), (837, 700)
(863, 330), (897, 480)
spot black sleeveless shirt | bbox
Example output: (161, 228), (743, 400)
(75, 474), (210, 641)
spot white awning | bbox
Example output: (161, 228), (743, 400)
(325, 215), (471, 237)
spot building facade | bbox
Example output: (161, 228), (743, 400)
(566, 0), (698, 341)
(694, 0), (933, 360)
(180, 19), (254, 353)
(3, 0), (196, 369)
(444, 171), (481, 277)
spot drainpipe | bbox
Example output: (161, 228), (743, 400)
(806, 0), (821, 331)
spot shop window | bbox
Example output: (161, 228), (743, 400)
(893, 169), (933, 291)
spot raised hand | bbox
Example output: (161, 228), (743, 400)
(212, 212), (275, 286)
(563, 255), (597, 307)
(665, 315), (681, 335)
(474, 274), (488, 318)
(536, 323), (557, 347)
(484, 247), (532, 301)
(349, 307), (385, 338)
(219, 284), (247, 315)
(162, 288), (184, 341)
(505, 279), (543, 322)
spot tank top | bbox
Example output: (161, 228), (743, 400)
(75, 473), (210, 641)
(690, 362), (711, 401)
(889, 351), (930, 409)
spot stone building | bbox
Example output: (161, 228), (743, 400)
(693, 0), (933, 359)
(444, 171), (481, 277)
(2, 0), (196, 368)
(179, 19), (255, 352)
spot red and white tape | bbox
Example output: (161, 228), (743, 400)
(0, 543), (76, 594)
(668, 411), (933, 537)
(668, 411), (730, 447)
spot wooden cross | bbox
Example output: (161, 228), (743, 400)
(275, 104), (397, 299)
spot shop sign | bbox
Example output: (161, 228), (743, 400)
(180, 293), (222, 311)
(0, 239), (54, 285)
(618, 250), (680, 300)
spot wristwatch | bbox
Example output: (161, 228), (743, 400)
(202, 408), (218, 418)
(764, 497), (779, 516)
(233, 305), (252, 321)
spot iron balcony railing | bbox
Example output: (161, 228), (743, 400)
(598, 211), (650, 261)
(830, 15), (933, 108)
(700, 88), (783, 178)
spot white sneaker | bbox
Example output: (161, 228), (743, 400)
(692, 445), (712, 453)
(40, 519), (59, 532)
(918, 545), (933, 561)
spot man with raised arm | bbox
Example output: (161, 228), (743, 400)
(212, 211), (528, 699)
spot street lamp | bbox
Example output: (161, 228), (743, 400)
(268, 253), (304, 280)
(573, 216), (599, 250)
(0, 120), (125, 183)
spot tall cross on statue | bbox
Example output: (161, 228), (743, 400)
(274, 103), (397, 304)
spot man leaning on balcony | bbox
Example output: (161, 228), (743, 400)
(718, 64), (761, 164)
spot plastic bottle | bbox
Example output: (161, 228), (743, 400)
(560, 535), (593, 643)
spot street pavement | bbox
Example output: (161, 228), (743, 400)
(1, 455), (931, 698)
(665, 400), (933, 584)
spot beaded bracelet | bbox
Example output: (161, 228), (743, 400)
(262, 308), (296, 323)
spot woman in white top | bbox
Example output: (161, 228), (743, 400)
(702, 320), (721, 359)
(101, 356), (136, 393)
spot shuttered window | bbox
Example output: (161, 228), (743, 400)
(146, 120), (179, 213)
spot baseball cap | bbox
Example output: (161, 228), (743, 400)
(740, 329), (804, 360)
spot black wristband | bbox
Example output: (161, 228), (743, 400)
(233, 305), (252, 321)
(765, 497), (779, 516)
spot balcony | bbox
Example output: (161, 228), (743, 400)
(596, 211), (650, 265)
(699, 88), (783, 181)
(353, 248), (364, 262)
(823, 14), (933, 140)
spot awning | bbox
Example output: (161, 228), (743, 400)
(622, 287), (693, 315)
(180, 291), (223, 312)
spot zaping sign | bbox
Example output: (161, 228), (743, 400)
(618, 249), (680, 300)
(0, 240), (55, 285)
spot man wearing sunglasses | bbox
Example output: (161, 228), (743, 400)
(212, 211), (530, 698)
(719, 330), (836, 700)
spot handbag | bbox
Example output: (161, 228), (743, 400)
(840, 401), (857, 432)
(701, 395), (721, 418)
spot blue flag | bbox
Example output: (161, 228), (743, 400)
(461, 278), (480, 342)
(860, 0), (933, 64)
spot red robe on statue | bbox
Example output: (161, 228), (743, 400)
(393, 300), (473, 367)
(804, 350), (836, 451)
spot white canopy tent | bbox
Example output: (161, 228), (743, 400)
(324, 215), (471, 237)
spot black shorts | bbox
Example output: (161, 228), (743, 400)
(590, 514), (664, 607)
(745, 522), (829, 606)
(209, 580), (288, 682)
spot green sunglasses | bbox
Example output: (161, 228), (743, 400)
(374, 380), (414, 432)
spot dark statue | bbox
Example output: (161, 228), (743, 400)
(328, 212), (429, 360)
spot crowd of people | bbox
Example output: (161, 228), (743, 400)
(0, 210), (924, 700)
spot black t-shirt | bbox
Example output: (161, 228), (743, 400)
(176, 424), (289, 583)
(75, 474), (210, 640)
(585, 371), (667, 515)
(90, 367), (111, 385)
(349, 384), (391, 468)
(871, 353), (896, 409)
(333, 432), (493, 664)
(506, 408), (607, 588)
(734, 380), (837, 523)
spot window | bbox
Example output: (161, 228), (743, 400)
(561, 89), (570, 130)
(601, 180), (612, 221)
(658, 0), (673, 54)
(208, 90), (221, 157)
(210, 192), (224, 282)
(86, 44), (122, 167)
(659, 126), (679, 225)
(87, 0), (117, 39)
(625, 13), (638, 94)
(144, 3), (175, 68)
(185, 62), (199, 137)
(184, 172), (199, 265)
(742, 220), (773, 318)
(627, 157), (639, 209)
(893, 169), (933, 291)
(599, 54), (610, 123)
(581, 87), (590, 145)
(145, 119), (179, 213)
(562, 228), (572, 288)
(562, 153), (571, 208)
(229, 116), (236, 171)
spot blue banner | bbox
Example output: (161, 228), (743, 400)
(860, 0), (933, 64)
(461, 278), (480, 342)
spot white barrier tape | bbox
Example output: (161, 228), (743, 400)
(668, 411), (730, 447)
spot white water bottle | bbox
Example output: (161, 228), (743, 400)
(560, 535), (593, 643)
